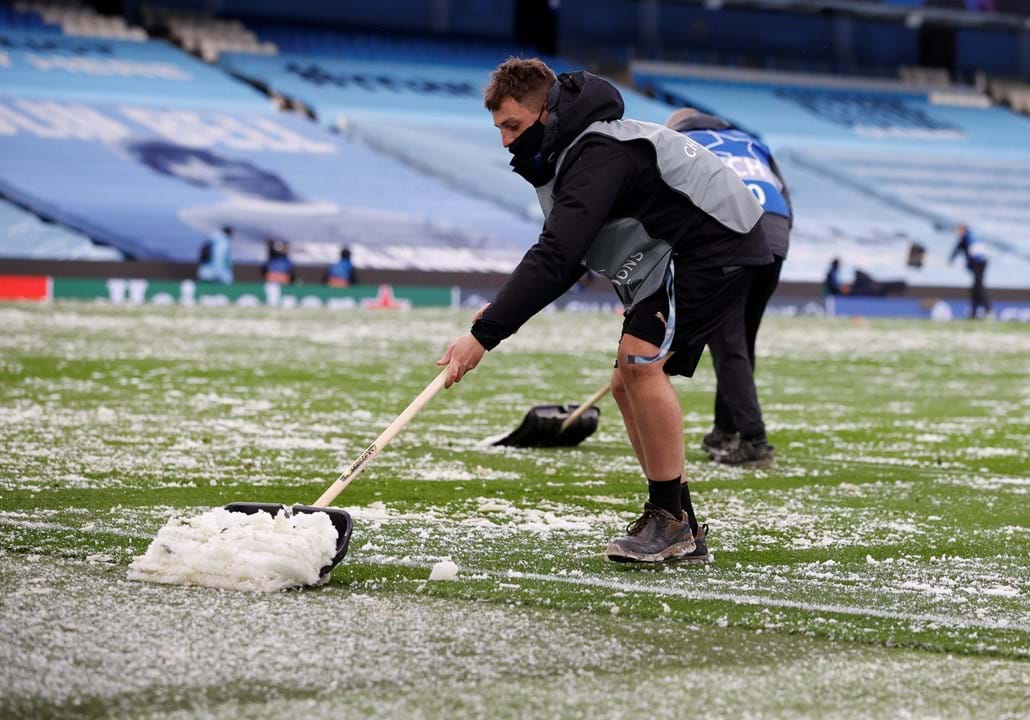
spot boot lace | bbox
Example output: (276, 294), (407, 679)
(626, 506), (665, 535)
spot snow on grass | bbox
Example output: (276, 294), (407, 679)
(2, 304), (1029, 716)
(2, 555), (1028, 719)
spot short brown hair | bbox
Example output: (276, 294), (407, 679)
(483, 57), (556, 111)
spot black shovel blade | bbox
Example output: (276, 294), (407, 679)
(492, 404), (601, 448)
(223, 502), (354, 579)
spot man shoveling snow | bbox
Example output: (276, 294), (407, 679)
(128, 507), (338, 592)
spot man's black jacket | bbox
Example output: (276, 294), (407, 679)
(471, 72), (771, 350)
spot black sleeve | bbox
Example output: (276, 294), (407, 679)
(470, 138), (635, 350)
(767, 152), (793, 227)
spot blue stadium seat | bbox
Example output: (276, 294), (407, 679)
(0, 198), (122, 260)
(218, 29), (674, 220)
(633, 67), (1030, 287)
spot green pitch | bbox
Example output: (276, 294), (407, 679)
(1, 303), (1027, 718)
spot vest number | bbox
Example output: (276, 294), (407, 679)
(746, 182), (766, 206)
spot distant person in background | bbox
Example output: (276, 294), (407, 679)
(668, 108), (791, 468)
(263, 238), (296, 284)
(824, 257), (846, 296)
(197, 225), (234, 284)
(823, 258), (903, 298)
(950, 224), (991, 319)
(324, 246), (356, 287)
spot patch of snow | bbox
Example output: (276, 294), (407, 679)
(127, 508), (337, 592)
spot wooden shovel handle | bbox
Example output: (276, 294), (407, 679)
(313, 369), (449, 507)
(559, 382), (612, 434)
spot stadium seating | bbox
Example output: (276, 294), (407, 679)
(988, 77), (1030, 116)
(0, 3), (59, 32)
(0, 197), (122, 260)
(0, 25), (540, 266)
(634, 61), (1030, 287)
(0, 27), (269, 108)
(3, 5), (1026, 289)
(219, 28), (677, 220)
(14, 1), (147, 40)
(139, 6), (276, 62)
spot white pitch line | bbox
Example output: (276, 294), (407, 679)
(5, 516), (1027, 634)
(491, 570), (1030, 634)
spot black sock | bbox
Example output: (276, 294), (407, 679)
(679, 482), (699, 535)
(647, 477), (682, 519)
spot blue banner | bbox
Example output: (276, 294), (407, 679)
(0, 98), (538, 266)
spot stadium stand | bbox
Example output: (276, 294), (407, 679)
(988, 77), (1030, 116)
(140, 5), (276, 62)
(634, 61), (1030, 287)
(14, 1), (147, 40)
(0, 197), (122, 260)
(0, 27), (268, 107)
(218, 27), (676, 220)
(0, 2), (59, 32)
(0, 1), (1026, 294)
(0, 21), (539, 267)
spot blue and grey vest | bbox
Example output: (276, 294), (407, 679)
(535, 119), (763, 310)
(684, 128), (791, 219)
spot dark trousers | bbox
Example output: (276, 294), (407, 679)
(970, 260), (990, 318)
(708, 257), (783, 440)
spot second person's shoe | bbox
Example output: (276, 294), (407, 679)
(714, 439), (775, 468)
(701, 426), (739, 457)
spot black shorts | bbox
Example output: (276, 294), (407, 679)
(621, 263), (756, 377)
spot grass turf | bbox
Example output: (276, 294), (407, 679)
(1, 302), (1028, 718)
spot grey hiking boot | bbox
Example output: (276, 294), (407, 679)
(715, 439), (775, 468)
(701, 427), (739, 457)
(606, 503), (696, 564)
(679, 523), (712, 564)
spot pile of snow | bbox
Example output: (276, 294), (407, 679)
(127, 507), (338, 592)
(429, 559), (459, 581)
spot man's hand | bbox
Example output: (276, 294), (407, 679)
(436, 333), (486, 389)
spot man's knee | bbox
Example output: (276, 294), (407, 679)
(617, 357), (668, 388)
(617, 334), (670, 385)
(611, 369), (629, 404)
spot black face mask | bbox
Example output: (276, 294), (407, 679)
(508, 106), (553, 187)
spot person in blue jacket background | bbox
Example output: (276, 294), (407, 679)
(197, 225), (234, 284)
(324, 246), (357, 287)
(668, 108), (792, 467)
(950, 224), (991, 319)
(262, 238), (296, 284)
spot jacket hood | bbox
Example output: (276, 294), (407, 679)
(668, 112), (731, 133)
(540, 71), (625, 164)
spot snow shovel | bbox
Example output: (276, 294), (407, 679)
(225, 369), (449, 579)
(492, 382), (611, 448)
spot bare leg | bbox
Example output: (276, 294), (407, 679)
(611, 367), (648, 476)
(615, 334), (684, 481)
